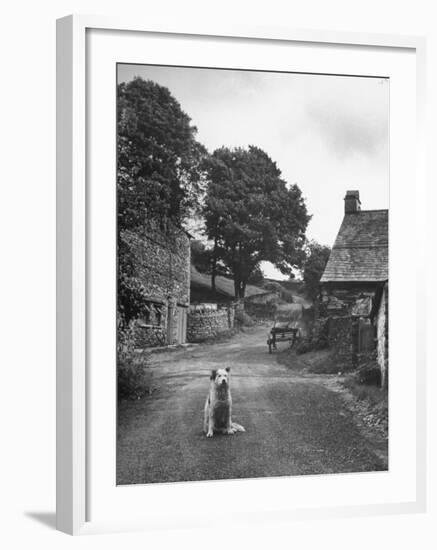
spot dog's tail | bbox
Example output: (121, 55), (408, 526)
(231, 422), (246, 432)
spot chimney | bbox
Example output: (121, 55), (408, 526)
(344, 190), (361, 214)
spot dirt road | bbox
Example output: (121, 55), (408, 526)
(117, 325), (387, 485)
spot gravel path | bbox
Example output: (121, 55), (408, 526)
(117, 325), (387, 485)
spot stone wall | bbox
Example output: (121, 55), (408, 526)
(317, 283), (376, 371)
(120, 220), (190, 305)
(119, 219), (190, 348)
(187, 304), (235, 342)
(132, 320), (167, 348)
(319, 284), (376, 318)
(327, 316), (355, 370)
(317, 282), (388, 381)
(376, 283), (389, 389)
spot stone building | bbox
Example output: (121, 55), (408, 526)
(319, 190), (388, 388)
(120, 219), (190, 348)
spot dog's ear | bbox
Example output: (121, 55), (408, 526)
(225, 366), (231, 373)
(210, 369), (217, 380)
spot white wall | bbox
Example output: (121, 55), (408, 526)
(376, 283), (389, 388)
(0, 1), (435, 548)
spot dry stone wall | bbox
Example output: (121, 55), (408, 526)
(120, 219), (190, 348)
(187, 305), (235, 342)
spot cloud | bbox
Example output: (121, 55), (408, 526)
(117, 65), (389, 245)
(305, 79), (388, 160)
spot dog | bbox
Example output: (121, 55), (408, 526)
(203, 367), (245, 437)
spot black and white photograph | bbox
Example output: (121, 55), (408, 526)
(116, 64), (389, 485)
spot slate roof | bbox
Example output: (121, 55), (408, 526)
(320, 210), (388, 283)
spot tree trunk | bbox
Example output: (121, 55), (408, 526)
(233, 276), (247, 299)
(234, 277), (240, 299)
(241, 281), (247, 299)
(211, 261), (216, 292)
(211, 236), (218, 292)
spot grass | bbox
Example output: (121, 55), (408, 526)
(190, 265), (265, 298)
(341, 375), (388, 436)
(277, 347), (339, 374)
(341, 375), (387, 407)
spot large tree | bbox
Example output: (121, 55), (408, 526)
(117, 77), (206, 230)
(117, 78), (206, 324)
(302, 240), (331, 300)
(203, 146), (310, 299)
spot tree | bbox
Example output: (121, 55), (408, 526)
(303, 241), (331, 300)
(190, 240), (212, 273)
(117, 77), (207, 324)
(117, 77), (206, 230)
(203, 146), (310, 299)
(247, 265), (264, 285)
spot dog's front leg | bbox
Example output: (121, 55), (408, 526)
(206, 410), (214, 438)
(203, 400), (209, 434)
(225, 406), (236, 435)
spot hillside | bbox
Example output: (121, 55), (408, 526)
(190, 265), (265, 301)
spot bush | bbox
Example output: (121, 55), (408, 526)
(235, 309), (255, 327)
(295, 334), (328, 355)
(118, 353), (154, 400)
(295, 339), (313, 355)
(117, 321), (154, 400)
(355, 361), (381, 386)
(314, 335), (329, 350)
(342, 376), (387, 405)
(244, 301), (277, 320)
(280, 288), (294, 303)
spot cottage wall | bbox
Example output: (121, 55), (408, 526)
(376, 283), (389, 389)
(319, 284), (376, 318)
(318, 282), (388, 380)
(120, 220), (190, 348)
(318, 283), (377, 370)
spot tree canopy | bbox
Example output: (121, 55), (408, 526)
(117, 77), (207, 324)
(203, 146), (310, 298)
(117, 77), (206, 230)
(302, 241), (331, 300)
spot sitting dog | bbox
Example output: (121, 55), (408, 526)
(203, 367), (245, 438)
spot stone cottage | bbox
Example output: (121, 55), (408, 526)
(319, 191), (388, 388)
(120, 219), (190, 348)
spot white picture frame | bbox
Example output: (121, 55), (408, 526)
(56, 14), (427, 535)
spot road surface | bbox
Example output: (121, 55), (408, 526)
(117, 325), (387, 485)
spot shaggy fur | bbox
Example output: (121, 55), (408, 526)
(203, 367), (246, 437)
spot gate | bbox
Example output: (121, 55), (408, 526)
(177, 306), (187, 344)
(358, 318), (375, 352)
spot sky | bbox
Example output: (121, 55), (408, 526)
(118, 64), (389, 280)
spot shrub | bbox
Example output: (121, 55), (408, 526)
(355, 361), (381, 386)
(314, 335), (329, 350)
(280, 288), (294, 303)
(295, 339), (313, 355)
(295, 334), (328, 355)
(235, 309), (255, 327)
(244, 301), (277, 320)
(118, 353), (154, 400)
(117, 321), (154, 400)
(342, 375), (387, 405)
